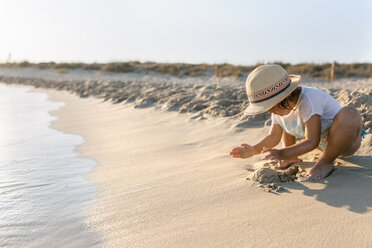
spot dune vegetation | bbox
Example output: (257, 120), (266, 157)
(1, 61), (371, 79)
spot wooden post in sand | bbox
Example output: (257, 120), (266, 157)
(215, 65), (219, 77)
(330, 61), (335, 80)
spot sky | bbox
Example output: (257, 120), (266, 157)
(0, 0), (371, 65)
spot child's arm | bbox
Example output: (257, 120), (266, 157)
(263, 115), (321, 160)
(230, 123), (283, 158)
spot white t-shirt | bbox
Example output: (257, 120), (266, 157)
(271, 86), (342, 148)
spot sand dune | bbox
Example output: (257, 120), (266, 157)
(1, 68), (372, 132)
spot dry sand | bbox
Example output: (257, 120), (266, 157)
(38, 88), (372, 248)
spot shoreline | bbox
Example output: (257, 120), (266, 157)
(0, 84), (101, 247)
(31, 86), (372, 247)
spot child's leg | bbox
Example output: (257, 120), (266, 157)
(309, 107), (362, 179)
(277, 132), (301, 168)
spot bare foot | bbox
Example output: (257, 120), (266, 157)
(277, 158), (301, 169)
(307, 160), (333, 179)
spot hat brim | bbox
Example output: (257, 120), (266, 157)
(244, 74), (301, 115)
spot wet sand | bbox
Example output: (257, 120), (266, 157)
(0, 84), (101, 248)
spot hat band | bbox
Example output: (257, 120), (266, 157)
(247, 74), (290, 103)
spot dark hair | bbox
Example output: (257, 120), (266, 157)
(277, 86), (302, 110)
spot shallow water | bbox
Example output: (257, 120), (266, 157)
(0, 85), (101, 247)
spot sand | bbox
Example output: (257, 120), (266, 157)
(248, 157), (343, 193)
(1, 68), (372, 132)
(248, 161), (303, 192)
(33, 88), (371, 247)
(2, 69), (372, 247)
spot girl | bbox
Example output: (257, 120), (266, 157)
(229, 64), (363, 179)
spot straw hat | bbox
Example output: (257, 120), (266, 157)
(244, 64), (301, 115)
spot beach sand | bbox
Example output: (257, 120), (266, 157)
(1, 68), (372, 247)
(41, 88), (372, 247)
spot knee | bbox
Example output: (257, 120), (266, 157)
(334, 107), (362, 127)
(341, 135), (362, 157)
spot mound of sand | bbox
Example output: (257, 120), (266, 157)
(248, 161), (308, 192)
(0, 75), (267, 121)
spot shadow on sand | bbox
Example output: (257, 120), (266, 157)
(285, 155), (372, 213)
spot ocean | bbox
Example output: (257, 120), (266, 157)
(0, 84), (101, 247)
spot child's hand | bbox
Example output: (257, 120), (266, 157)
(261, 147), (283, 162)
(229, 144), (256, 158)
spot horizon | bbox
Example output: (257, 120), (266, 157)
(0, 0), (371, 65)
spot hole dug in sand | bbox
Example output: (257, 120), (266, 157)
(247, 160), (310, 193)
